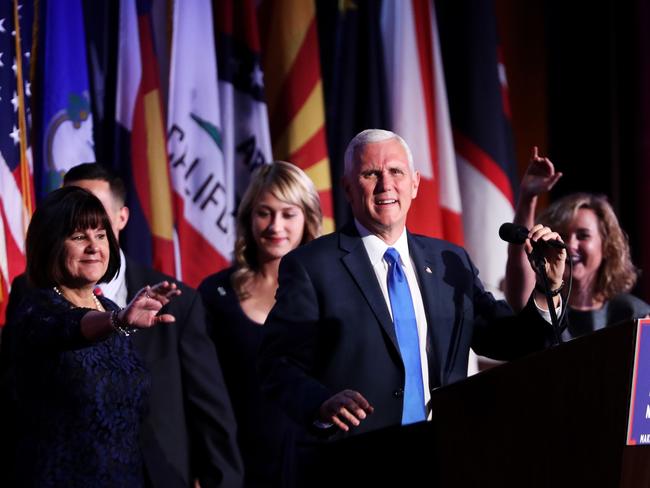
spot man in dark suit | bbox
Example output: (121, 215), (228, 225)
(259, 129), (566, 438)
(4, 164), (243, 487)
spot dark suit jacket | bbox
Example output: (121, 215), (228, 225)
(259, 225), (554, 438)
(122, 260), (243, 487)
(1, 260), (244, 488)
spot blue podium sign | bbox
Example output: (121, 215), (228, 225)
(627, 319), (650, 445)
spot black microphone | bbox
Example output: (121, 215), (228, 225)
(498, 223), (566, 249)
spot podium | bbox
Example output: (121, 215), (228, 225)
(310, 320), (650, 487)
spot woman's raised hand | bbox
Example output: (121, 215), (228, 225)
(120, 281), (181, 329)
(521, 146), (563, 199)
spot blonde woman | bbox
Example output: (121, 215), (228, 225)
(505, 149), (650, 339)
(199, 161), (322, 487)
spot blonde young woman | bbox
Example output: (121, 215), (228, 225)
(199, 161), (322, 487)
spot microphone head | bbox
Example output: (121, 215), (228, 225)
(498, 223), (529, 245)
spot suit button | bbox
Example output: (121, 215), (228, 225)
(393, 388), (404, 398)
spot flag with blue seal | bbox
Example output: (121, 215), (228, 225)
(39, 0), (95, 197)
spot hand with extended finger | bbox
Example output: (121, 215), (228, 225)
(318, 389), (374, 432)
(118, 281), (182, 329)
(521, 146), (563, 200)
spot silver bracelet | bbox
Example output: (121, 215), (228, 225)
(110, 310), (138, 337)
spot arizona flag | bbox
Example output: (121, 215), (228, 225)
(259, 0), (335, 233)
(168, 0), (233, 286)
(0, 0), (35, 324)
(380, 0), (463, 245)
(39, 0), (95, 197)
(115, 0), (175, 275)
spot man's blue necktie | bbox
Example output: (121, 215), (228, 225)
(384, 247), (426, 424)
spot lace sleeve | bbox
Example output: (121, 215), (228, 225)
(13, 289), (96, 352)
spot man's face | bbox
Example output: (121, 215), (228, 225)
(67, 179), (129, 241)
(343, 138), (419, 242)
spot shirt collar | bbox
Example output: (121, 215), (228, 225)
(354, 220), (410, 266)
(100, 248), (127, 292)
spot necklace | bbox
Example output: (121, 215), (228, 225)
(53, 285), (104, 311)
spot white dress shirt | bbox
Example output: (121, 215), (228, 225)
(355, 221), (432, 419)
(97, 249), (129, 308)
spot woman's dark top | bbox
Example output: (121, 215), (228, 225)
(563, 293), (650, 340)
(199, 268), (291, 488)
(7, 288), (150, 487)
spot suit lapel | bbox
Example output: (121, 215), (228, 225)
(408, 233), (444, 389)
(123, 258), (151, 352)
(124, 258), (138, 302)
(339, 227), (400, 352)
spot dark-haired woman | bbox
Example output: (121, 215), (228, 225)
(5, 186), (180, 487)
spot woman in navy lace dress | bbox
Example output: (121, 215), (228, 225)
(199, 162), (322, 487)
(5, 187), (180, 487)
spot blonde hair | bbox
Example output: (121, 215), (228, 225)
(537, 192), (638, 302)
(232, 161), (322, 299)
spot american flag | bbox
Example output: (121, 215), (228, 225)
(0, 0), (35, 324)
